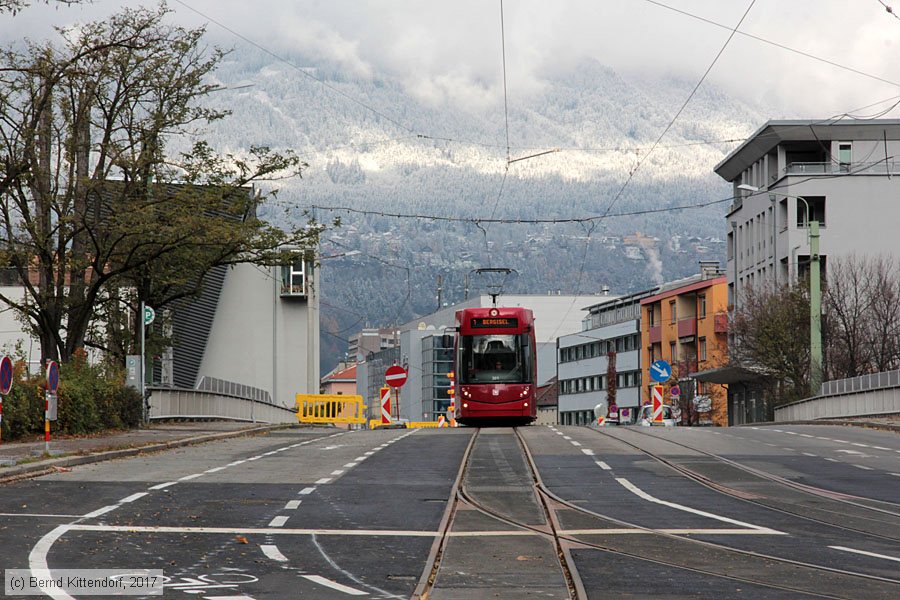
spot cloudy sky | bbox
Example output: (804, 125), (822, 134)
(4, 0), (900, 119)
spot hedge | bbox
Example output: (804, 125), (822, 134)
(0, 356), (142, 442)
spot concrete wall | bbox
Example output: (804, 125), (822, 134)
(199, 263), (319, 409)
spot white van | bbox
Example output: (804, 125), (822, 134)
(636, 405), (677, 427)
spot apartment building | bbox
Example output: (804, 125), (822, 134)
(640, 265), (729, 426)
(347, 328), (400, 363)
(557, 289), (656, 425)
(715, 119), (900, 304)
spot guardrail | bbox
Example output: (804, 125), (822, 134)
(774, 369), (900, 421)
(149, 387), (297, 423)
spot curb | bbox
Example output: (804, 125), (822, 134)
(0, 423), (302, 484)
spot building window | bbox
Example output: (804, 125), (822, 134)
(796, 196), (826, 227)
(648, 306), (656, 326)
(698, 295), (707, 318)
(279, 257), (307, 297)
(838, 142), (851, 172)
(699, 337), (707, 361)
(670, 300), (677, 323)
(670, 341), (677, 362)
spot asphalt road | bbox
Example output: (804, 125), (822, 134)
(0, 423), (897, 599)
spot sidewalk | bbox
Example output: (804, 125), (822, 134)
(0, 421), (298, 482)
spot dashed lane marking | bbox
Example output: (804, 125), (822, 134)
(595, 461), (611, 470)
(851, 464), (874, 471)
(82, 506), (117, 519)
(205, 466), (227, 473)
(346, 462), (361, 467)
(179, 473), (203, 481)
(285, 500), (302, 510)
(148, 482), (177, 490)
(581, 449), (595, 456)
(120, 492), (148, 503)
(829, 546), (900, 563)
(571, 441), (582, 447)
(302, 575), (368, 596)
(825, 458), (839, 462)
(260, 544), (289, 562)
(315, 478), (333, 485)
(331, 470), (345, 476)
(269, 516), (289, 527)
(299, 487), (316, 495)
(802, 453), (817, 457)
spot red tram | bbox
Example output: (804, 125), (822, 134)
(453, 306), (537, 425)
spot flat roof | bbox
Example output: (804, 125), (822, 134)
(714, 119), (900, 182)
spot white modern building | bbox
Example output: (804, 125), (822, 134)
(715, 119), (900, 304)
(557, 288), (657, 425)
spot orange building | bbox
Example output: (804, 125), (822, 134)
(640, 266), (729, 426)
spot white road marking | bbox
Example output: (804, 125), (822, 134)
(851, 443), (870, 448)
(836, 449), (870, 456)
(316, 478), (333, 484)
(29, 524), (75, 600)
(833, 439), (849, 444)
(148, 482), (178, 490)
(260, 544), (289, 562)
(302, 574), (368, 596)
(615, 478), (781, 533)
(799, 434), (814, 438)
(205, 466), (227, 473)
(872, 446), (891, 451)
(563, 436), (572, 440)
(563, 528), (782, 536)
(0, 512), (81, 518)
(581, 449), (595, 456)
(228, 460), (247, 466)
(802, 453), (817, 457)
(771, 429), (783, 432)
(246, 456), (262, 461)
(331, 470), (345, 476)
(595, 461), (611, 470)
(269, 516), (289, 527)
(179, 473), (203, 481)
(781, 448), (794, 452)
(815, 436), (831, 441)
(785, 431), (798, 435)
(851, 464), (873, 470)
(571, 441), (582, 447)
(364, 451), (375, 456)
(825, 458), (839, 462)
(890, 473), (900, 477)
(285, 500), (302, 510)
(346, 462), (361, 467)
(299, 487), (316, 495)
(764, 443), (777, 447)
(120, 492), (148, 503)
(83, 506), (118, 519)
(829, 546), (900, 563)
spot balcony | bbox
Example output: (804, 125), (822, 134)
(677, 318), (696, 340)
(648, 325), (661, 344)
(714, 312), (728, 334)
(785, 161), (900, 176)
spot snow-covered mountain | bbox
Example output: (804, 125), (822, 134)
(197, 48), (768, 372)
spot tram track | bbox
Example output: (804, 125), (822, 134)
(593, 425), (900, 542)
(516, 426), (900, 600)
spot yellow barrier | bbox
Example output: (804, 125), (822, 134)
(296, 394), (366, 425)
(369, 419), (388, 429)
(406, 421), (441, 429)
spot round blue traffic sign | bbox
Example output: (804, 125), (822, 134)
(650, 360), (672, 383)
(47, 360), (59, 394)
(0, 356), (13, 395)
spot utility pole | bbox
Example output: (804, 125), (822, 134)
(809, 220), (822, 396)
(437, 275), (443, 310)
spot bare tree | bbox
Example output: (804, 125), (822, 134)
(823, 255), (876, 379)
(730, 282), (810, 402)
(866, 256), (900, 372)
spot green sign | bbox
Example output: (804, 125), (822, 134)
(144, 306), (156, 326)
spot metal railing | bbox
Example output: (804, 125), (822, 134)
(774, 369), (900, 421)
(785, 161), (900, 175)
(149, 387), (297, 423)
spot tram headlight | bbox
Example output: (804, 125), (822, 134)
(519, 387), (530, 397)
(463, 403), (468, 408)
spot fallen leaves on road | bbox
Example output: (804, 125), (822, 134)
(235, 536), (249, 544)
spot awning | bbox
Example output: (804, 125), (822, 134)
(691, 366), (768, 385)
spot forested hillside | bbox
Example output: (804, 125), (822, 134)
(196, 49), (768, 372)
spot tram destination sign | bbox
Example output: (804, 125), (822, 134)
(470, 317), (519, 329)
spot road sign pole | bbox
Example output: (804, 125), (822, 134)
(140, 300), (146, 423)
(0, 355), (13, 444)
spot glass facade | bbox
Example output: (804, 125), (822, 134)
(422, 334), (454, 419)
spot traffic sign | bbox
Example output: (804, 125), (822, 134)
(144, 306), (156, 326)
(670, 385), (681, 398)
(652, 385), (664, 422)
(0, 356), (13, 395)
(385, 365), (408, 388)
(46, 360), (59, 394)
(380, 387), (392, 424)
(650, 360), (672, 383)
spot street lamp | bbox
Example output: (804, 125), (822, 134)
(736, 184), (822, 396)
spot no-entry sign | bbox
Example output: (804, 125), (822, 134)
(0, 356), (12, 395)
(385, 365), (408, 388)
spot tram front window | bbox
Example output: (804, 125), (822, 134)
(459, 334), (531, 384)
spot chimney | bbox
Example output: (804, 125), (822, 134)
(601, 285), (610, 296)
